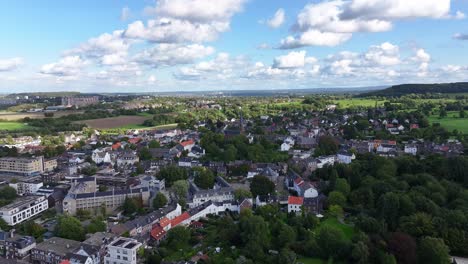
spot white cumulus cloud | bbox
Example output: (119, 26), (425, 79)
(40, 56), (87, 76)
(267, 9), (285, 28)
(0, 58), (24, 72)
(134, 44), (215, 67)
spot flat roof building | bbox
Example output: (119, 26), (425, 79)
(31, 237), (81, 264)
(0, 196), (48, 226)
(0, 156), (45, 176)
(104, 237), (141, 264)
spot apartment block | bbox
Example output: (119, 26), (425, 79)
(0, 156), (45, 176)
(61, 96), (99, 107)
(63, 187), (150, 215)
(0, 196), (49, 225)
(104, 237), (141, 264)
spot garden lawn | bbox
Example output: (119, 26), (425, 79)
(0, 121), (30, 131)
(320, 218), (355, 241)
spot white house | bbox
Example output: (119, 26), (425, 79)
(287, 196), (303, 214)
(281, 143), (292, 152)
(91, 149), (113, 164)
(336, 151), (356, 164)
(316, 155), (336, 169)
(104, 237), (141, 264)
(377, 144), (396, 153)
(404, 144), (418, 156)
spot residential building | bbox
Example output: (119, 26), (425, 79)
(0, 196), (49, 225)
(31, 237), (81, 264)
(336, 151), (355, 164)
(104, 237), (141, 264)
(188, 176), (234, 208)
(0, 231), (36, 260)
(9, 179), (43, 195)
(404, 144), (418, 156)
(44, 159), (58, 172)
(91, 149), (113, 165)
(0, 156), (46, 176)
(316, 155), (336, 169)
(63, 187), (150, 215)
(287, 196), (303, 214)
(61, 96), (99, 107)
(116, 152), (139, 167)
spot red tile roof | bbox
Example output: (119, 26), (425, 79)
(170, 212), (190, 227)
(159, 217), (171, 228)
(180, 140), (194, 147)
(294, 178), (304, 185)
(288, 196), (304, 205)
(150, 226), (166, 241)
(191, 221), (204, 228)
(128, 138), (141, 144)
(112, 142), (121, 150)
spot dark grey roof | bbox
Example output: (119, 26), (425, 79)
(74, 187), (149, 199)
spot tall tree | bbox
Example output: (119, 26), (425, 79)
(153, 192), (168, 209)
(418, 237), (451, 264)
(250, 175), (275, 197)
(55, 216), (85, 241)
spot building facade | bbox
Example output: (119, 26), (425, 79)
(104, 237), (141, 264)
(0, 156), (45, 176)
(31, 237), (81, 264)
(63, 188), (150, 215)
(61, 96), (99, 107)
(0, 196), (49, 225)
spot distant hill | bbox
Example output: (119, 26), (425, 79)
(360, 82), (468, 97)
(6, 91), (81, 98)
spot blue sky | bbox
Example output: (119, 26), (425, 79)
(0, 0), (467, 92)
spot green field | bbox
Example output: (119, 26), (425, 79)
(428, 111), (468, 134)
(0, 122), (30, 131)
(334, 98), (386, 108)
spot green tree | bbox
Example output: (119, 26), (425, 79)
(316, 135), (339, 155)
(439, 107), (447, 118)
(250, 175), (275, 197)
(172, 180), (188, 200)
(459, 109), (466, 118)
(334, 178), (351, 196)
(153, 192), (168, 209)
(377, 192), (400, 230)
(55, 216), (85, 241)
(315, 225), (349, 259)
(157, 166), (188, 186)
(122, 197), (139, 215)
(351, 241), (369, 264)
(139, 147), (152, 161)
(329, 205), (344, 219)
(418, 237), (451, 264)
(234, 189), (252, 200)
(0, 186), (17, 200)
(328, 191), (346, 207)
(86, 216), (106, 233)
(193, 167), (215, 189)
(148, 140), (160, 148)
(166, 226), (191, 249)
(18, 221), (45, 239)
